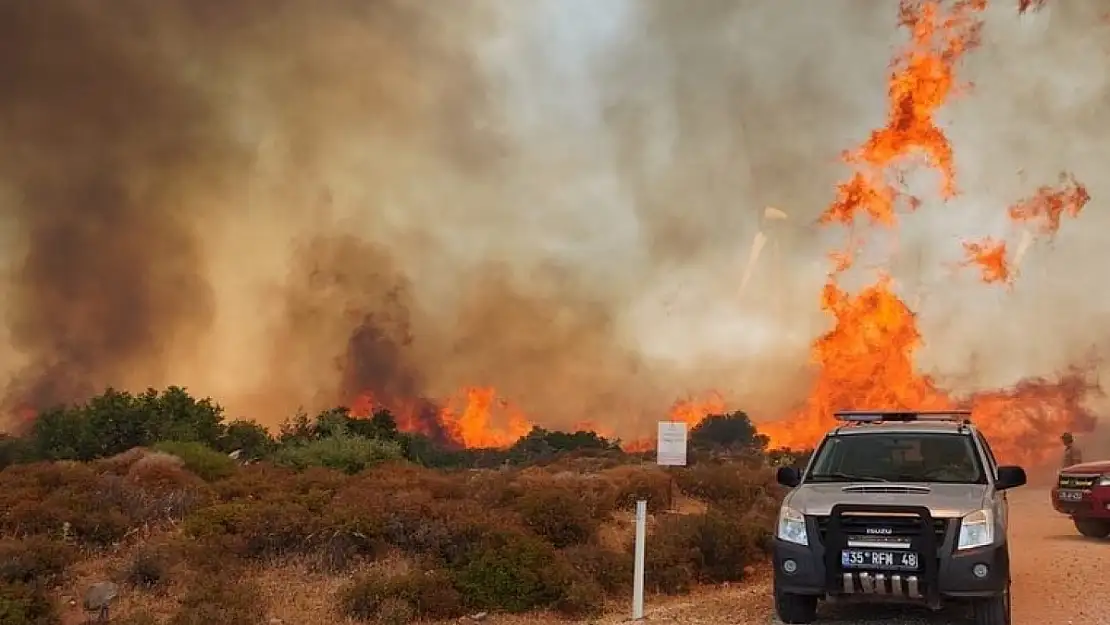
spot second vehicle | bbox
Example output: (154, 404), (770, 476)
(1051, 460), (1110, 538)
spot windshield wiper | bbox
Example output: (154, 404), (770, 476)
(810, 472), (890, 483)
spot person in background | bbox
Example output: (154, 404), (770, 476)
(1061, 432), (1083, 468)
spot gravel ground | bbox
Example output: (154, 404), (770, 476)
(569, 487), (1109, 625)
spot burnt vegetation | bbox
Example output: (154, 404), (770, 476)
(0, 387), (806, 624)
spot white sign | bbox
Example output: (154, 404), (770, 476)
(656, 421), (688, 466)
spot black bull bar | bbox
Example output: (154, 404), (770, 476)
(823, 503), (941, 605)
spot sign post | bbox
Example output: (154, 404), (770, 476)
(656, 421), (688, 466)
(656, 421), (687, 513)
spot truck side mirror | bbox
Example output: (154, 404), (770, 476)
(996, 465), (1026, 490)
(776, 466), (801, 488)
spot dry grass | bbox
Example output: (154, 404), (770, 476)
(53, 545), (772, 625)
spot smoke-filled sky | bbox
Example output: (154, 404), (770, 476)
(0, 0), (1107, 438)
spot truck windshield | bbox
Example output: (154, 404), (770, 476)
(806, 432), (986, 485)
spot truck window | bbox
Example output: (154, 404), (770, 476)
(806, 432), (986, 484)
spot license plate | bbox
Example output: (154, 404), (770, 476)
(1058, 490), (1084, 501)
(841, 549), (919, 571)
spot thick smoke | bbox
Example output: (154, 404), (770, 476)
(1, 1), (1105, 439)
(0, 1), (245, 415)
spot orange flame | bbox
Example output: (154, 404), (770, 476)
(761, 0), (1097, 467)
(438, 386), (533, 449)
(351, 386), (532, 449)
(1007, 174), (1090, 235)
(961, 175), (1090, 285)
(961, 239), (1011, 285)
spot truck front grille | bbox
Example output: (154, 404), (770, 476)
(814, 514), (948, 545)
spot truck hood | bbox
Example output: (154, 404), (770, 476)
(1061, 460), (1110, 474)
(784, 483), (988, 518)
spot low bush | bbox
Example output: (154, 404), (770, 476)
(123, 543), (180, 590)
(271, 433), (403, 474)
(599, 465), (672, 510)
(561, 545), (631, 594)
(674, 463), (778, 506)
(643, 507), (773, 594)
(0, 581), (56, 625)
(449, 532), (580, 614)
(340, 568), (463, 622)
(0, 442), (781, 620)
(0, 537), (77, 585)
(169, 571), (262, 625)
(507, 474), (614, 548)
(153, 441), (236, 481)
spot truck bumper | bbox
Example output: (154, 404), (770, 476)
(1051, 485), (1110, 518)
(772, 539), (1009, 600)
(773, 505), (1009, 606)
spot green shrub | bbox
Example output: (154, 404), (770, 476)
(0, 436), (34, 470)
(340, 569), (463, 622)
(218, 420), (274, 459)
(0, 581), (56, 625)
(271, 434), (402, 474)
(449, 534), (567, 613)
(153, 441), (236, 481)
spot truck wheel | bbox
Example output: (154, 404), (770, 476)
(971, 581), (1010, 625)
(1074, 518), (1110, 538)
(774, 590), (817, 624)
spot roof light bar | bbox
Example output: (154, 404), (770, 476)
(833, 410), (972, 423)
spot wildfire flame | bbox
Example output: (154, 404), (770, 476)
(961, 176), (1091, 284)
(350, 387), (532, 449)
(760, 0), (1098, 466)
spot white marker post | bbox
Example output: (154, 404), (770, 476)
(632, 499), (647, 620)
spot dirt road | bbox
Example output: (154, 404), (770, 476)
(577, 487), (1108, 625)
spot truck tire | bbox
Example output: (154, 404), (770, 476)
(774, 590), (817, 624)
(1074, 518), (1110, 538)
(971, 581), (1010, 625)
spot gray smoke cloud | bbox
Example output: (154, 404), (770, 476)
(0, 0), (1104, 441)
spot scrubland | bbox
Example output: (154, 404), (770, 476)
(0, 388), (793, 624)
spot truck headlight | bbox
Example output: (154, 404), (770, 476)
(1098, 475), (1110, 487)
(957, 508), (994, 550)
(777, 506), (808, 546)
